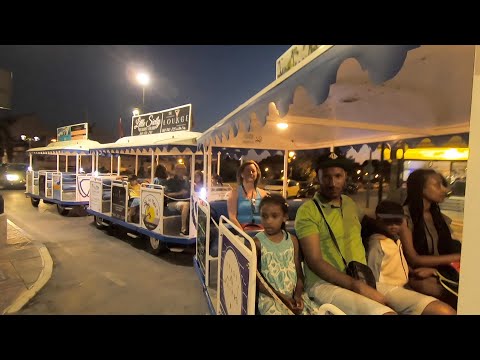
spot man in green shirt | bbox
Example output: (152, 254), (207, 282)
(295, 152), (396, 315)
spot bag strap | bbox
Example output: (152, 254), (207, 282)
(312, 198), (348, 268)
(435, 270), (459, 296)
(256, 269), (295, 315)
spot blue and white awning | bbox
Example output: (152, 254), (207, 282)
(198, 45), (473, 152)
(27, 139), (101, 155)
(91, 131), (203, 156)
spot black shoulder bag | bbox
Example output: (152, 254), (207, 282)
(313, 199), (377, 289)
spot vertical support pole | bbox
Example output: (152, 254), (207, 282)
(366, 148), (372, 209)
(378, 143), (385, 204)
(190, 154), (195, 195)
(283, 150), (288, 199)
(457, 45), (480, 314)
(150, 153), (155, 182)
(203, 148), (208, 195)
(207, 147), (212, 196)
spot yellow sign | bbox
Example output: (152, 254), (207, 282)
(384, 147), (469, 161)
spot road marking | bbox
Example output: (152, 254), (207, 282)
(102, 272), (127, 287)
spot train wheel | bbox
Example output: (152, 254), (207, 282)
(57, 204), (69, 216)
(145, 236), (167, 255)
(31, 198), (40, 207)
(94, 215), (108, 229)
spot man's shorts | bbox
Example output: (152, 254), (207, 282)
(309, 281), (437, 315)
(167, 201), (189, 213)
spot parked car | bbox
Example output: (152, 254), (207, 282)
(449, 179), (466, 197)
(0, 163), (29, 189)
(296, 182), (320, 198)
(346, 182), (359, 194)
(263, 179), (300, 198)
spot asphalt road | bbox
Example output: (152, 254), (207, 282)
(1, 189), (209, 315)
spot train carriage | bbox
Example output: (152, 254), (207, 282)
(195, 45), (478, 314)
(25, 137), (101, 216)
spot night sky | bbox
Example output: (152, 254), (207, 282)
(0, 45), (290, 142)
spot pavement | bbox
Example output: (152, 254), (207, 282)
(0, 219), (53, 315)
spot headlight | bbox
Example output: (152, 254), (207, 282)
(6, 174), (20, 181)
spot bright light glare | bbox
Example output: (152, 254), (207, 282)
(93, 170), (99, 177)
(6, 174), (19, 181)
(136, 72), (150, 86)
(33, 136), (40, 142)
(28, 166), (33, 171)
(21, 135), (26, 141)
(277, 122), (288, 130)
(200, 187), (207, 200)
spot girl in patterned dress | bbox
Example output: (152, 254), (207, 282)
(254, 194), (323, 315)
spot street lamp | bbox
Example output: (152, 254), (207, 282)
(21, 134), (40, 149)
(136, 72), (150, 106)
(288, 151), (296, 178)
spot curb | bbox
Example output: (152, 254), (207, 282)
(2, 220), (53, 314)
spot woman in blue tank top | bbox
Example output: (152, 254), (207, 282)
(227, 160), (267, 229)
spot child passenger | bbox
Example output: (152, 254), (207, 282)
(127, 174), (141, 222)
(254, 194), (324, 315)
(367, 200), (455, 315)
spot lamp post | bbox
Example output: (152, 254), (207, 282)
(21, 134), (40, 149)
(288, 151), (296, 178)
(136, 72), (150, 106)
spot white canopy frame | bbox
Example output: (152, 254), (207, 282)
(198, 45), (478, 314)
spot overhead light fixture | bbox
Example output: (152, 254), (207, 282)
(277, 122), (288, 130)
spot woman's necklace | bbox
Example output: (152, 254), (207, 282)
(241, 183), (255, 199)
(242, 183), (257, 222)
